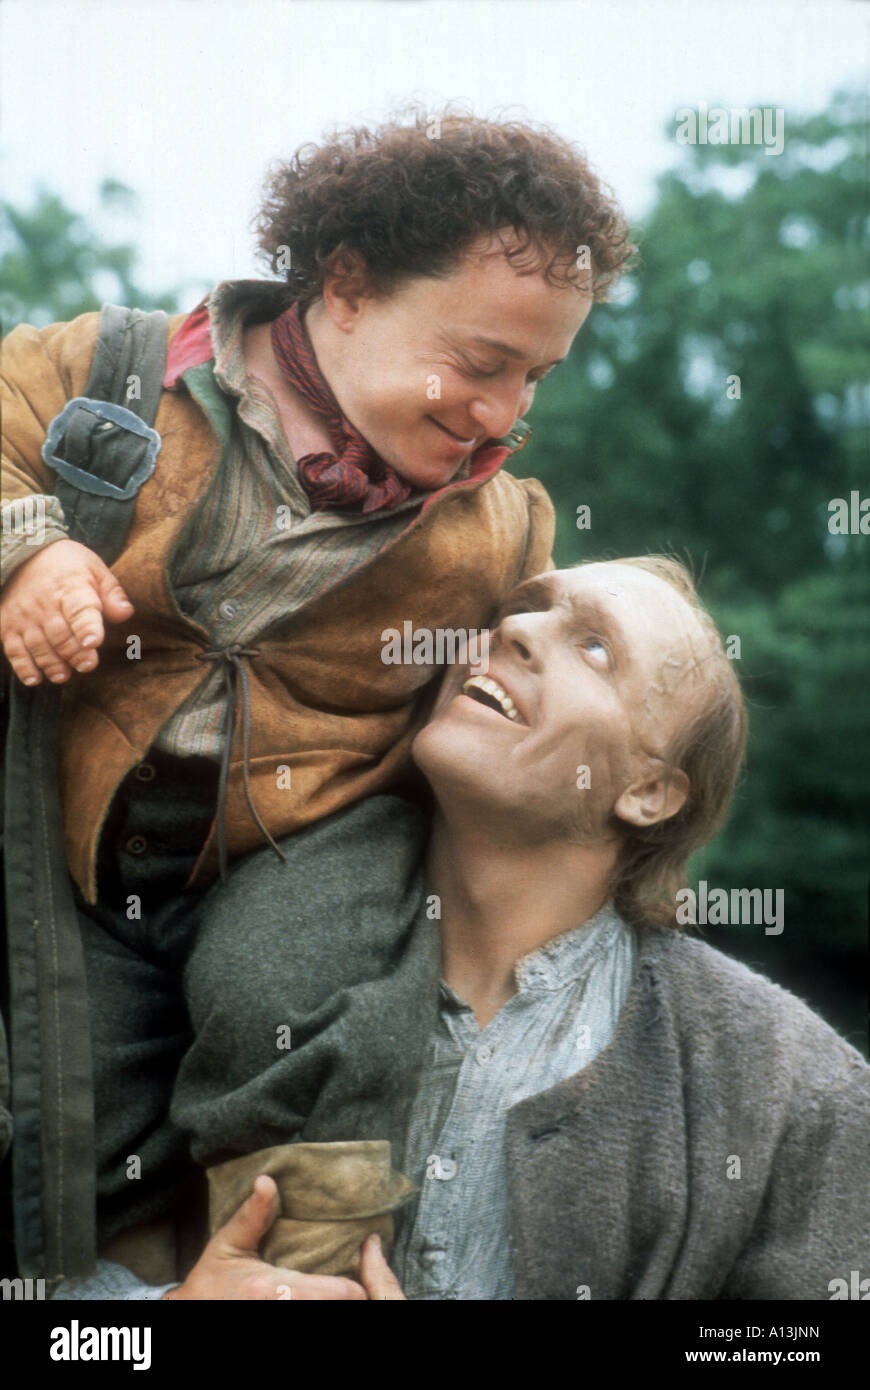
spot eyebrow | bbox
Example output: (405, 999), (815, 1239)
(566, 592), (629, 667)
(470, 335), (566, 368)
(503, 574), (556, 609)
(498, 575), (630, 666)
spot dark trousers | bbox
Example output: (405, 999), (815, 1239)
(74, 749), (218, 1245)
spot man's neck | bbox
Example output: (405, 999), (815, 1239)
(241, 319), (335, 461)
(428, 807), (620, 1028)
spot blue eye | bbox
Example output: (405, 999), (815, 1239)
(581, 637), (610, 664)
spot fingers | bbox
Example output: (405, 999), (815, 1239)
(0, 629), (43, 686)
(12, 624), (75, 685)
(61, 585), (107, 661)
(171, 1198), (388, 1300)
(0, 544), (133, 685)
(3, 592), (104, 684)
(182, 1177), (370, 1301)
(93, 563), (134, 623)
(215, 1175), (281, 1257)
(44, 605), (100, 673)
(359, 1235), (407, 1300)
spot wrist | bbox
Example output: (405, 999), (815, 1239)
(0, 528), (70, 589)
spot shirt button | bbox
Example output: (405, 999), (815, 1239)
(476, 1044), (493, 1065)
(134, 761), (156, 783)
(125, 835), (148, 856)
(219, 600), (237, 620)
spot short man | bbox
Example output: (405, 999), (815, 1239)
(1, 111), (633, 1279)
(53, 558), (870, 1300)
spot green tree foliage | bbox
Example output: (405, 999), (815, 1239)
(1, 103), (865, 1044)
(512, 88), (869, 1044)
(0, 179), (182, 329)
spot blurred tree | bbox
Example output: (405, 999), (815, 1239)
(0, 105), (864, 1044)
(0, 179), (182, 329)
(512, 86), (869, 1044)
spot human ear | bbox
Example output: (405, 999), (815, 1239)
(322, 246), (375, 326)
(613, 763), (689, 828)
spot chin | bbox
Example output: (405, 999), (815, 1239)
(412, 719), (509, 810)
(392, 455), (461, 492)
(410, 719), (444, 778)
(411, 718), (472, 789)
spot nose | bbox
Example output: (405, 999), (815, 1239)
(492, 609), (549, 669)
(467, 378), (537, 439)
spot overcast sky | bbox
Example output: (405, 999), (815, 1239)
(2, 0), (867, 308)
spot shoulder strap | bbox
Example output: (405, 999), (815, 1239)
(43, 304), (167, 563)
(3, 303), (168, 1283)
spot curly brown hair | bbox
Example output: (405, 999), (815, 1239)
(254, 102), (635, 308)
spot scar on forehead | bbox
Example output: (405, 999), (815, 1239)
(644, 638), (709, 713)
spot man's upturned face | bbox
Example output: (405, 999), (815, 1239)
(413, 564), (710, 841)
(314, 234), (593, 491)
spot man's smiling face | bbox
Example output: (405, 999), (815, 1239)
(314, 231), (592, 492)
(413, 563), (712, 842)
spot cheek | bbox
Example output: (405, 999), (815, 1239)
(424, 368), (474, 416)
(367, 360), (473, 432)
(412, 715), (513, 796)
(392, 373), (447, 429)
(524, 708), (628, 796)
(519, 383), (537, 416)
(347, 344), (421, 421)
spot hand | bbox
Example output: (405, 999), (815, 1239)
(360, 1234), (407, 1300)
(0, 538), (134, 686)
(163, 1175), (368, 1300)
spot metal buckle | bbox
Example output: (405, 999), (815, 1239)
(504, 422), (532, 454)
(41, 397), (161, 500)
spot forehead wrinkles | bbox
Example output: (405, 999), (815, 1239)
(571, 569), (698, 675)
(503, 569), (711, 691)
(640, 611), (716, 745)
(587, 573), (709, 743)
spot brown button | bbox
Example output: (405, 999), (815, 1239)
(125, 835), (148, 855)
(135, 762), (156, 783)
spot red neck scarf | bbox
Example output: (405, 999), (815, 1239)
(270, 301), (412, 513)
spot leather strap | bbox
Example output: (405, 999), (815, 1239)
(3, 304), (167, 1281)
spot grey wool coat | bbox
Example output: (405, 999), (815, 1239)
(505, 927), (870, 1300)
(67, 791), (870, 1301)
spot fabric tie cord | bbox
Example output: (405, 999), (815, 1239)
(269, 301), (413, 514)
(195, 645), (287, 882)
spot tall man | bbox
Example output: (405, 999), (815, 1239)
(53, 558), (870, 1300)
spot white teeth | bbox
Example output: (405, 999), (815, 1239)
(462, 674), (520, 722)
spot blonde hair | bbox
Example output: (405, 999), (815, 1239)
(596, 556), (748, 930)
